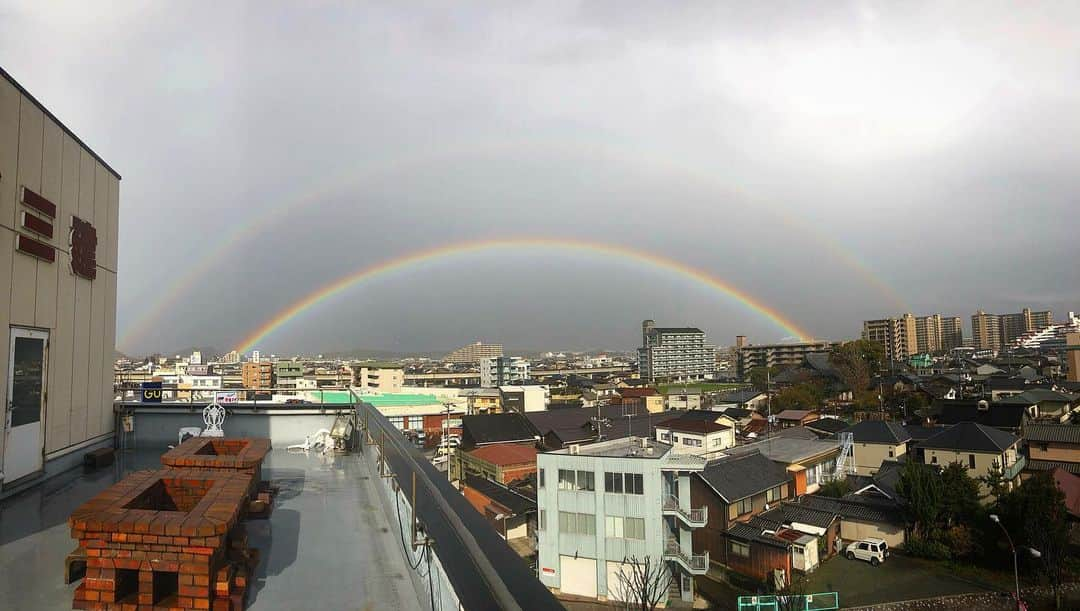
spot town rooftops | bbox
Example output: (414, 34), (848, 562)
(844, 420), (912, 445)
(657, 415), (731, 434)
(467, 443), (539, 466)
(804, 418), (849, 436)
(920, 421), (1019, 453)
(463, 474), (537, 516)
(904, 424), (948, 442)
(1024, 424), (1080, 445)
(775, 409), (816, 422)
(618, 387), (660, 398)
(461, 413), (537, 446)
(715, 389), (766, 404)
(998, 388), (1078, 405)
(797, 494), (904, 525)
(934, 399), (1028, 429)
(697, 450), (792, 503)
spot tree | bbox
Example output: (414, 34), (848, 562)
(940, 462), (982, 527)
(818, 478), (851, 498)
(749, 366), (779, 393)
(611, 555), (674, 611)
(995, 473), (1072, 609)
(895, 461), (943, 541)
(830, 340), (884, 396)
(773, 382), (826, 411)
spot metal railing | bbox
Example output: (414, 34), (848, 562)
(1002, 455), (1027, 480)
(114, 383), (357, 408)
(663, 537), (708, 574)
(662, 495), (707, 526)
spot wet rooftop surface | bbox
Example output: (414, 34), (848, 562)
(0, 448), (424, 611)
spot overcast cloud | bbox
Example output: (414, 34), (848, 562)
(2, 1), (1078, 355)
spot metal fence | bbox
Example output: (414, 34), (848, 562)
(737, 592), (840, 611)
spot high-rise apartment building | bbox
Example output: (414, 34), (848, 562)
(862, 314), (918, 361)
(444, 341), (503, 364)
(912, 314), (964, 353)
(971, 308), (1053, 350)
(480, 356), (530, 388)
(241, 361), (274, 389)
(638, 320), (716, 382)
(735, 340), (837, 380)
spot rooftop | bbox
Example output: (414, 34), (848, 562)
(1024, 423), (1080, 445)
(698, 451), (791, 503)
(843, 420), (912, 445)
(722, 434), (840, 465)
(549, 436), (673, 459)
(467, 442), (539, 466)
(920, 421), (1019, 453)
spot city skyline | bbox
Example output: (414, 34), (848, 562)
(2, 3), (1078, 354)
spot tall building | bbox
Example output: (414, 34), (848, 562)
(444, 341), (503, 364)
(189, 350), (202, 365)
(912, 314), (964, 353)
(735, 340), (837, 380)
(219, 350), (241, 364)
(1067, 332), (1080, 383)
(480, 356), (530, 388)
(0, 67), (121, 494)
(251, 350), (262, 363)
(638, 320), (716, 382)
(971, 310), (1002, 351)
(536, 437), (708, 604)
(862, 314), (918, 361)
(241, 361), (274, 389)
(357, 364), (405, 393)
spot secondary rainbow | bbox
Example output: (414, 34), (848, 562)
(234, 238), (813, 353)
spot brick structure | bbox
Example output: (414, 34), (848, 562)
(161, 438), (274, 518)
(69, 469), (258, 610)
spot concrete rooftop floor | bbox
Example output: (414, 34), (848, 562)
(0, 448), (425, 611)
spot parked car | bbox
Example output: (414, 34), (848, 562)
(845, 538), (889, 566)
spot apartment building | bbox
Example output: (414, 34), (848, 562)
(357, 364), (405, 393)
(241, 361), (274, 389)
(480, 356), (530, 388)
(444, 341), (503, 364)
(1068, 332), (1080, 383)
(914, 314), (964, 353)
(273, 360), (304, 389)
(862, 314), (918, 361)
(735, 340), (837, 380)
(638, 320), (716, 382)
(536, 437), (708, 604)
(0, 68), (120, 496)
(972, 308), (1054, 350)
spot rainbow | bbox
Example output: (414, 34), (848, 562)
(233, 237), (814, 353)
(119, 141), (907, 352)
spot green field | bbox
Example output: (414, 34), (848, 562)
(656, 382), (746, 394)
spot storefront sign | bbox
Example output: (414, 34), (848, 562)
(141, 381), (162, 403)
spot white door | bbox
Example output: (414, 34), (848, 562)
(605, 561), (631, 602)
(3, 328), (48, 484)
(559, 555), (597, 598)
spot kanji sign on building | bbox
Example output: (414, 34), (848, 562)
(69, 215), (97, 280)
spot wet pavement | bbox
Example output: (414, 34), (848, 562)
(0, 448), (424, 611)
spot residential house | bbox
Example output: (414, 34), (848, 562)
(614, 387), (665, 413)
(461, 388), (502, 414)
(804, 418), (850, 439)
(843, 420), (912, 475)
(525, 404), (675, 450)
(462, 474), (536, 541)
(919, 422), (1024, 498)
(459, 413), (538, 451)
(536, 437), (708, 604)
(665, 390), (703, 411)
(724, 434), (842, 495)
(998, 389), (1079, 423)
(796, 494), (905, 548)
(931, 398), (1031, 434)
(713, 389), (769, 411)
(655, 413), (735, 457)
(454, 442), (538, 484)
(774, 410), (820, 429)
(1024, 424), (1080, 476)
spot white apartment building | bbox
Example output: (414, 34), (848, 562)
(480, 356), (530, 388)
(638, 320), (716, 382)
(536, 437), (708, 605)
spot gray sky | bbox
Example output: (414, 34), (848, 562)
(2, 1), (1078, 355)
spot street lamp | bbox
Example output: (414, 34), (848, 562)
(989, 514), (1042, 610)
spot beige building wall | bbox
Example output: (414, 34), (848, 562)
(0, 71), (119, 478)
(852, 441), (907, 475)
(1067, 333), (1080, 383)
(923, 445), (1020, 499)
(1028, 442), (1080, 464)
(840, 520), (904, 548)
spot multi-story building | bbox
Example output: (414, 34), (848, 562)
(971, 310), (1002, 351)
(273, 360), (304, 389)
(480, 356), (530, 388)
(357, 364), (405, 393)
(940, 316), (964, 352)
(735, 340), (836, 380)
(972, 308), (1055, 350)
(219, 350), (241, 364)
(0, 67), (120, 496)
(1068, 332), (1080, 383)
(241, 361), (274, 389)
(499, 385), (549, 413)
(920, 422), (1023, 500)
(638, 320), (716, 382)
(911, 314), (965, 354)
(536, 437), (708, 604)
(862, 314), (918, 361)
(444, 341), (503, 364)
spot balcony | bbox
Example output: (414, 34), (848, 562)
(1002, 455), (1027, 481)
(664, 537), (709, 575)
(662, 495), (707, 528)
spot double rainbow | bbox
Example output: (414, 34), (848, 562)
(233, 237), (814, 353)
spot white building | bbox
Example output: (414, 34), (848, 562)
(654, 414), (735, 457)
(499, 385), (549, 413)
(638, 320), (716, 382)
(536, 437), (708, 604)
(0, 67), (120, 497)
(189, 350), (202, 365)
(480, 356), (530, 388)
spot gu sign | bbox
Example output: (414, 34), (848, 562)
(69, 215), (97, 280)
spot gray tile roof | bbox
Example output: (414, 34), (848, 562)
(844, 420), (912, 444)
(1026, 459), (1080, 475)
(1025, 424), (1080, 445)
(697, 450), (791, 503)
(805, 418), (850, 435)
(759, 503), (837, 529)
(921, 421), (1019, 453)
(798, 494), (904, 525)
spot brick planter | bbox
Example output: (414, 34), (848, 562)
(161, 439), (275, 519)
(68, 469), (258, 610)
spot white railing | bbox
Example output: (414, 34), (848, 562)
(664, 537), (708, 574)
(662, 495), (707, 525)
